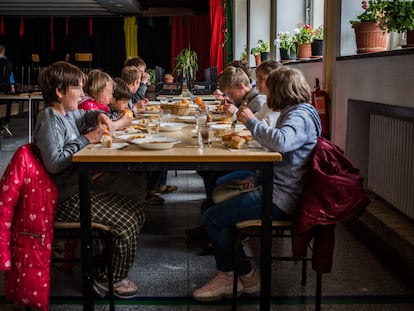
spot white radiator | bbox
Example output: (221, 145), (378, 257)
(368, 114), (414, 220)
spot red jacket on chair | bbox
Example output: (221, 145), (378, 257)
(292, 137), (370, 273)
(0, 144), (58, 311)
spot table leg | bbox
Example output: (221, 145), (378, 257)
(260, 164), (273, 311)
(79, 166), (94, 310)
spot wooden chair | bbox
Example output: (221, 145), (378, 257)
(231, 219), (322, 311)
(75, 53), (93, 73)
(31, 54), (41, 91)
(53, 221), (115, 311)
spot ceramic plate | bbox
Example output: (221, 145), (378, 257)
(117, 133), (150, 141)
(160, 122), (187, 132)
(130, 136), (181, 150)
(176, 116), (196, 123)
(210, 123), (245, 132)
(92, 142), (129, 150)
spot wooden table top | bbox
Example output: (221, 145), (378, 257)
(72, 120), (282, 163)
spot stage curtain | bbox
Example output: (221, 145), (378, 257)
(124, 16), (138, 60)
(209, 0), (225, 74)
(170, 16), (210, 81)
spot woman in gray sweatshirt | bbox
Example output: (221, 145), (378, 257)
(193, 66), (322, 302)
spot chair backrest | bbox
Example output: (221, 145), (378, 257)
(75, 53), (93, 73)
(155, 66), (165, 84)
(75, 53), (92, 62)
(32, 54), (40, 63)
(0, 58), (12, 93)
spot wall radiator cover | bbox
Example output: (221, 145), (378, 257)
(368, 114), (414, 220)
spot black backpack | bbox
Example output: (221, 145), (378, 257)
(0, 58), (13, 93)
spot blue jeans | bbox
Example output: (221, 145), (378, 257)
(215, 170), (255, 186)
(202, 189), (291, 275)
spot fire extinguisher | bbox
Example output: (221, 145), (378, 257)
(311, 78), (329, 138)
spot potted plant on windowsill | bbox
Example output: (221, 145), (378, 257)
(257, 39), (270, 62)
(240, 45), (248, 64)
(311, 25), (324, 57)
(294, 23), (314, 59)
(349, 0), (390, 53)
(385, 0), (414, 47)
(275, 32), (297, 62)
(250, 46), (262, 66)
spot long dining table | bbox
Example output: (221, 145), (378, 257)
(0, 92), (43, 142)
(72, 120), (282, 311)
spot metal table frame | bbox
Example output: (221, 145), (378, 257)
(77, 160), (275, 311)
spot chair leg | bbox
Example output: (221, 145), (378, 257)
(315, 272), (322, 311)
(301, 249), (307, 286)
(106, 232), (115, 311)
(231, 230), (245, 311)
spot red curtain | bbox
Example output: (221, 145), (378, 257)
(209, 0), (226, 73)
(170, 16), (210, 81)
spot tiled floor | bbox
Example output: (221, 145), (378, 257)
(0, 116), (413, 310)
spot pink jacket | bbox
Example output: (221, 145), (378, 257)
(0, 144), (58, 311)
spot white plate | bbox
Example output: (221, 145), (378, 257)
(210, 123), (245, 132)
(92, 142), (129, 150)
(176, 116), (196, 123)
(117, 133), (150, 140)
(130, 136), (181, 150)
(160, 122), (187, 132)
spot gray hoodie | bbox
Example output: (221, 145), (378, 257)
(33, 107), (102, 202)
(245, 103), (322, 216)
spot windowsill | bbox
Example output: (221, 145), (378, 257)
(282, 57), (323, 65)
(337, 46), (414, 61)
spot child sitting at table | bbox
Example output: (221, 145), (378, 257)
(33, 61), (147, 299)
(120, 65), (146, 114)
(193, 66), (322, 302)
(80, 69), (131, 130)
(107, 77), (134, 128)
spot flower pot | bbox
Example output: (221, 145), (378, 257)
(311, 39), (323, 57)
(279, 48), (296, 62)
(254, 54), (262, 67)
(352, 22), (390, 53)
(406, 30), (414, 47)
(298, 43), (312, 59)
(260, 51), (270, 62)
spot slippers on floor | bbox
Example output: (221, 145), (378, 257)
(156, 185), (178, 194)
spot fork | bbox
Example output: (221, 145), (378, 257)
(231, 101), (247, 131)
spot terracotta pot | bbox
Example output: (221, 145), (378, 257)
(311, 39), (323, 57)
(254, 54), (262, 67)
(164, 77), (174, 83)
(352, 22), (390, 53)
(298, 43), (312, 59)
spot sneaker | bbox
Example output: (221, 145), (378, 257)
(240, 269), (260, 295)
(193, 271), (244, 302)
(145, 192), (165, 205)
(94, 278), (139, 299)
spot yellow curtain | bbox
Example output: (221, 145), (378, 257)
(124, 16), (138, 60)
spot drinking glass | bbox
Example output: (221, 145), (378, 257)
(146, 115), (160, 135)
(197, 125), (213, 148)
(194, 109), (208, 131)
(161, 109), (171, 122)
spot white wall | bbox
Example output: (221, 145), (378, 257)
(333, 54), (414, 149)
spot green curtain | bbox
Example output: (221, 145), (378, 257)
(124, 16), (138, 59)
(225, 0), (233, 64)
